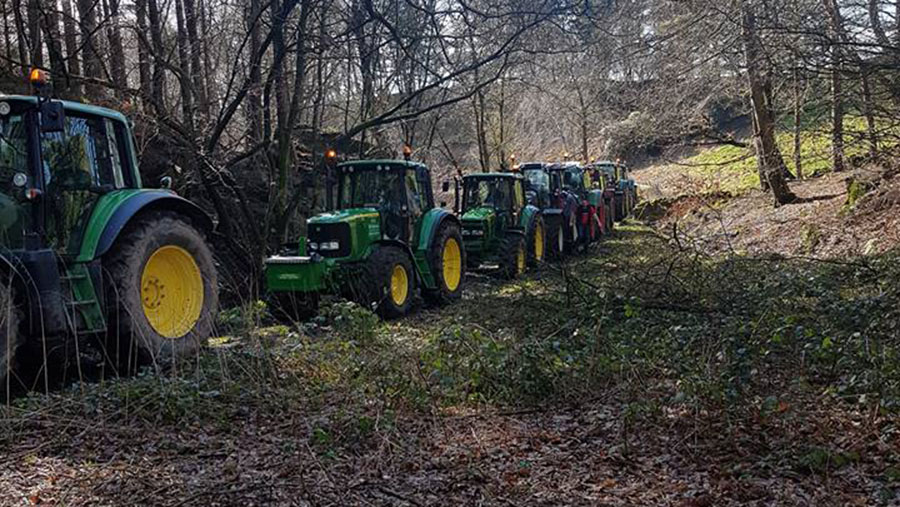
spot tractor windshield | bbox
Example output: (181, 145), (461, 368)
(337, 166), (404, 210)
(0, 112), (28, 195)
(523, 169), (549, 194)
(563, 167), (583, 191)
(463, 178), (511, 212)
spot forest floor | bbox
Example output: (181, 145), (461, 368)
(634, 158), (900, 258)
(3, 167), (900, 505)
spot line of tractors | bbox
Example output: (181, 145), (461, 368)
(0, 70), (637, 390)
(265, 153), (638, 320)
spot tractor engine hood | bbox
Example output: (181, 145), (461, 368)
(461, 207), (494, 239)
(306, 207), (381, 260)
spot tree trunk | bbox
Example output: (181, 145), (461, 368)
(147, 0), (167, 111)
(183, 0), (208, 118)
(76, 0), (102, 97)
(793, 65), (803, 179)
(246, 0), (263, 143)
(741, 1), (796, 205)
(823, 0), (845, 172)
(26, 0), (41, 67)
(59, 0), (82, 97)
(104, 0), (126, 96)
(134, 0), (152, 108)
(861, 65), (878, 159)
(174, 0), (195, 132)
(40, 0), (68, 96)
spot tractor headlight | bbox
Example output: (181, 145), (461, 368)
(308, 242), (319, 250)
(471, 229), (484, 236)
(320, 241), (340, 251)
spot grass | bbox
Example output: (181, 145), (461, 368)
(678, 116), (894, 195)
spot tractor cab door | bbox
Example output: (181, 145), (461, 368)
(39, 114), (128, 257)
(402, 167), (429, 245)
(512, 180), (525, 223)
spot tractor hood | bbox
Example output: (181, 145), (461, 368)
(309, 207), (380, 224)
(306, 208), (381, 261)
(461, 207), (496, 223)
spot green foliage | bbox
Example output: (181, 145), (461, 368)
(680, 116), (896, 195)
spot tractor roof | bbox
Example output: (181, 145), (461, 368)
(0, 95), (129, 123)
(337, 159), (428, 171)
(463, 172), (522, 180)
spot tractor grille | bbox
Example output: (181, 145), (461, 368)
(308, 222), (352, 258)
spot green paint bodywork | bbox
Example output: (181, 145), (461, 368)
(308, 208), (382, 262)
(64, 263), (106, 332)
(75, 189), (143, 262)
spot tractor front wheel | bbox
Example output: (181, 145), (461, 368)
(365, 246), (415, 319)
(105, 212), (218, 369)
(527, 216), (546, 267)
(423, 222), (465, 305)
(546, 221), (564, 261)
(499, 235), (527, 280)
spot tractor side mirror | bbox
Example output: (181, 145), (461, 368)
(441, 181), (450, 193)
(159, 176), (173, 189)
(39, 100), (65, 133)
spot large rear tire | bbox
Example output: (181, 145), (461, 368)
(545, 219), (564, 261)
(364, 246), (414, 319)
(423, 221), (465, 305)
(499, 234), (527, 280)
(0, 282), (21, 395)
(526, 215), (546, 267)
(105, 212), (218, 369)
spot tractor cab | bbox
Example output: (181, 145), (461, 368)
(460, 173), (524, 241)
(520, 162), (558, 209)
(309, 159), (433, 257)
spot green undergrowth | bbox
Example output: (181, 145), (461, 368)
(683, 116), (895, 195)
(4, 224), (900, 453)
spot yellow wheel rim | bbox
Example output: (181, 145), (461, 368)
(141, 245), (204, 338)
(442, 238), (462, 291)
(534, 222), (544, 262)
(516, 243), (526, 274)
(390, 264), (409, 306)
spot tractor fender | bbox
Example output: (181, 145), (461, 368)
(416, 209), (460, 253)
(85, 190), (214, 262)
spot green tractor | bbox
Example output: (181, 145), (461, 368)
(265, 153), (465, 320)
(0, 72), (219, 389)
(455, 172), (545, 278)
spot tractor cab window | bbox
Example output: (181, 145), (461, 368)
(463, 178), (512, 212)
(404, 169), (424, 217)
(549, 171), (562, 193)
(523, 169), (549, 195)
(41, 115), (126, 252)
(338, 165), (404, 210)
(563, 167), (584, 192)
(0, 112), (28, 195)
(0, 110), (28, 248)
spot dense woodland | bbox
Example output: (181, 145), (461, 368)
(3, 0), (899, 292)
(3, 1), (900, 504)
